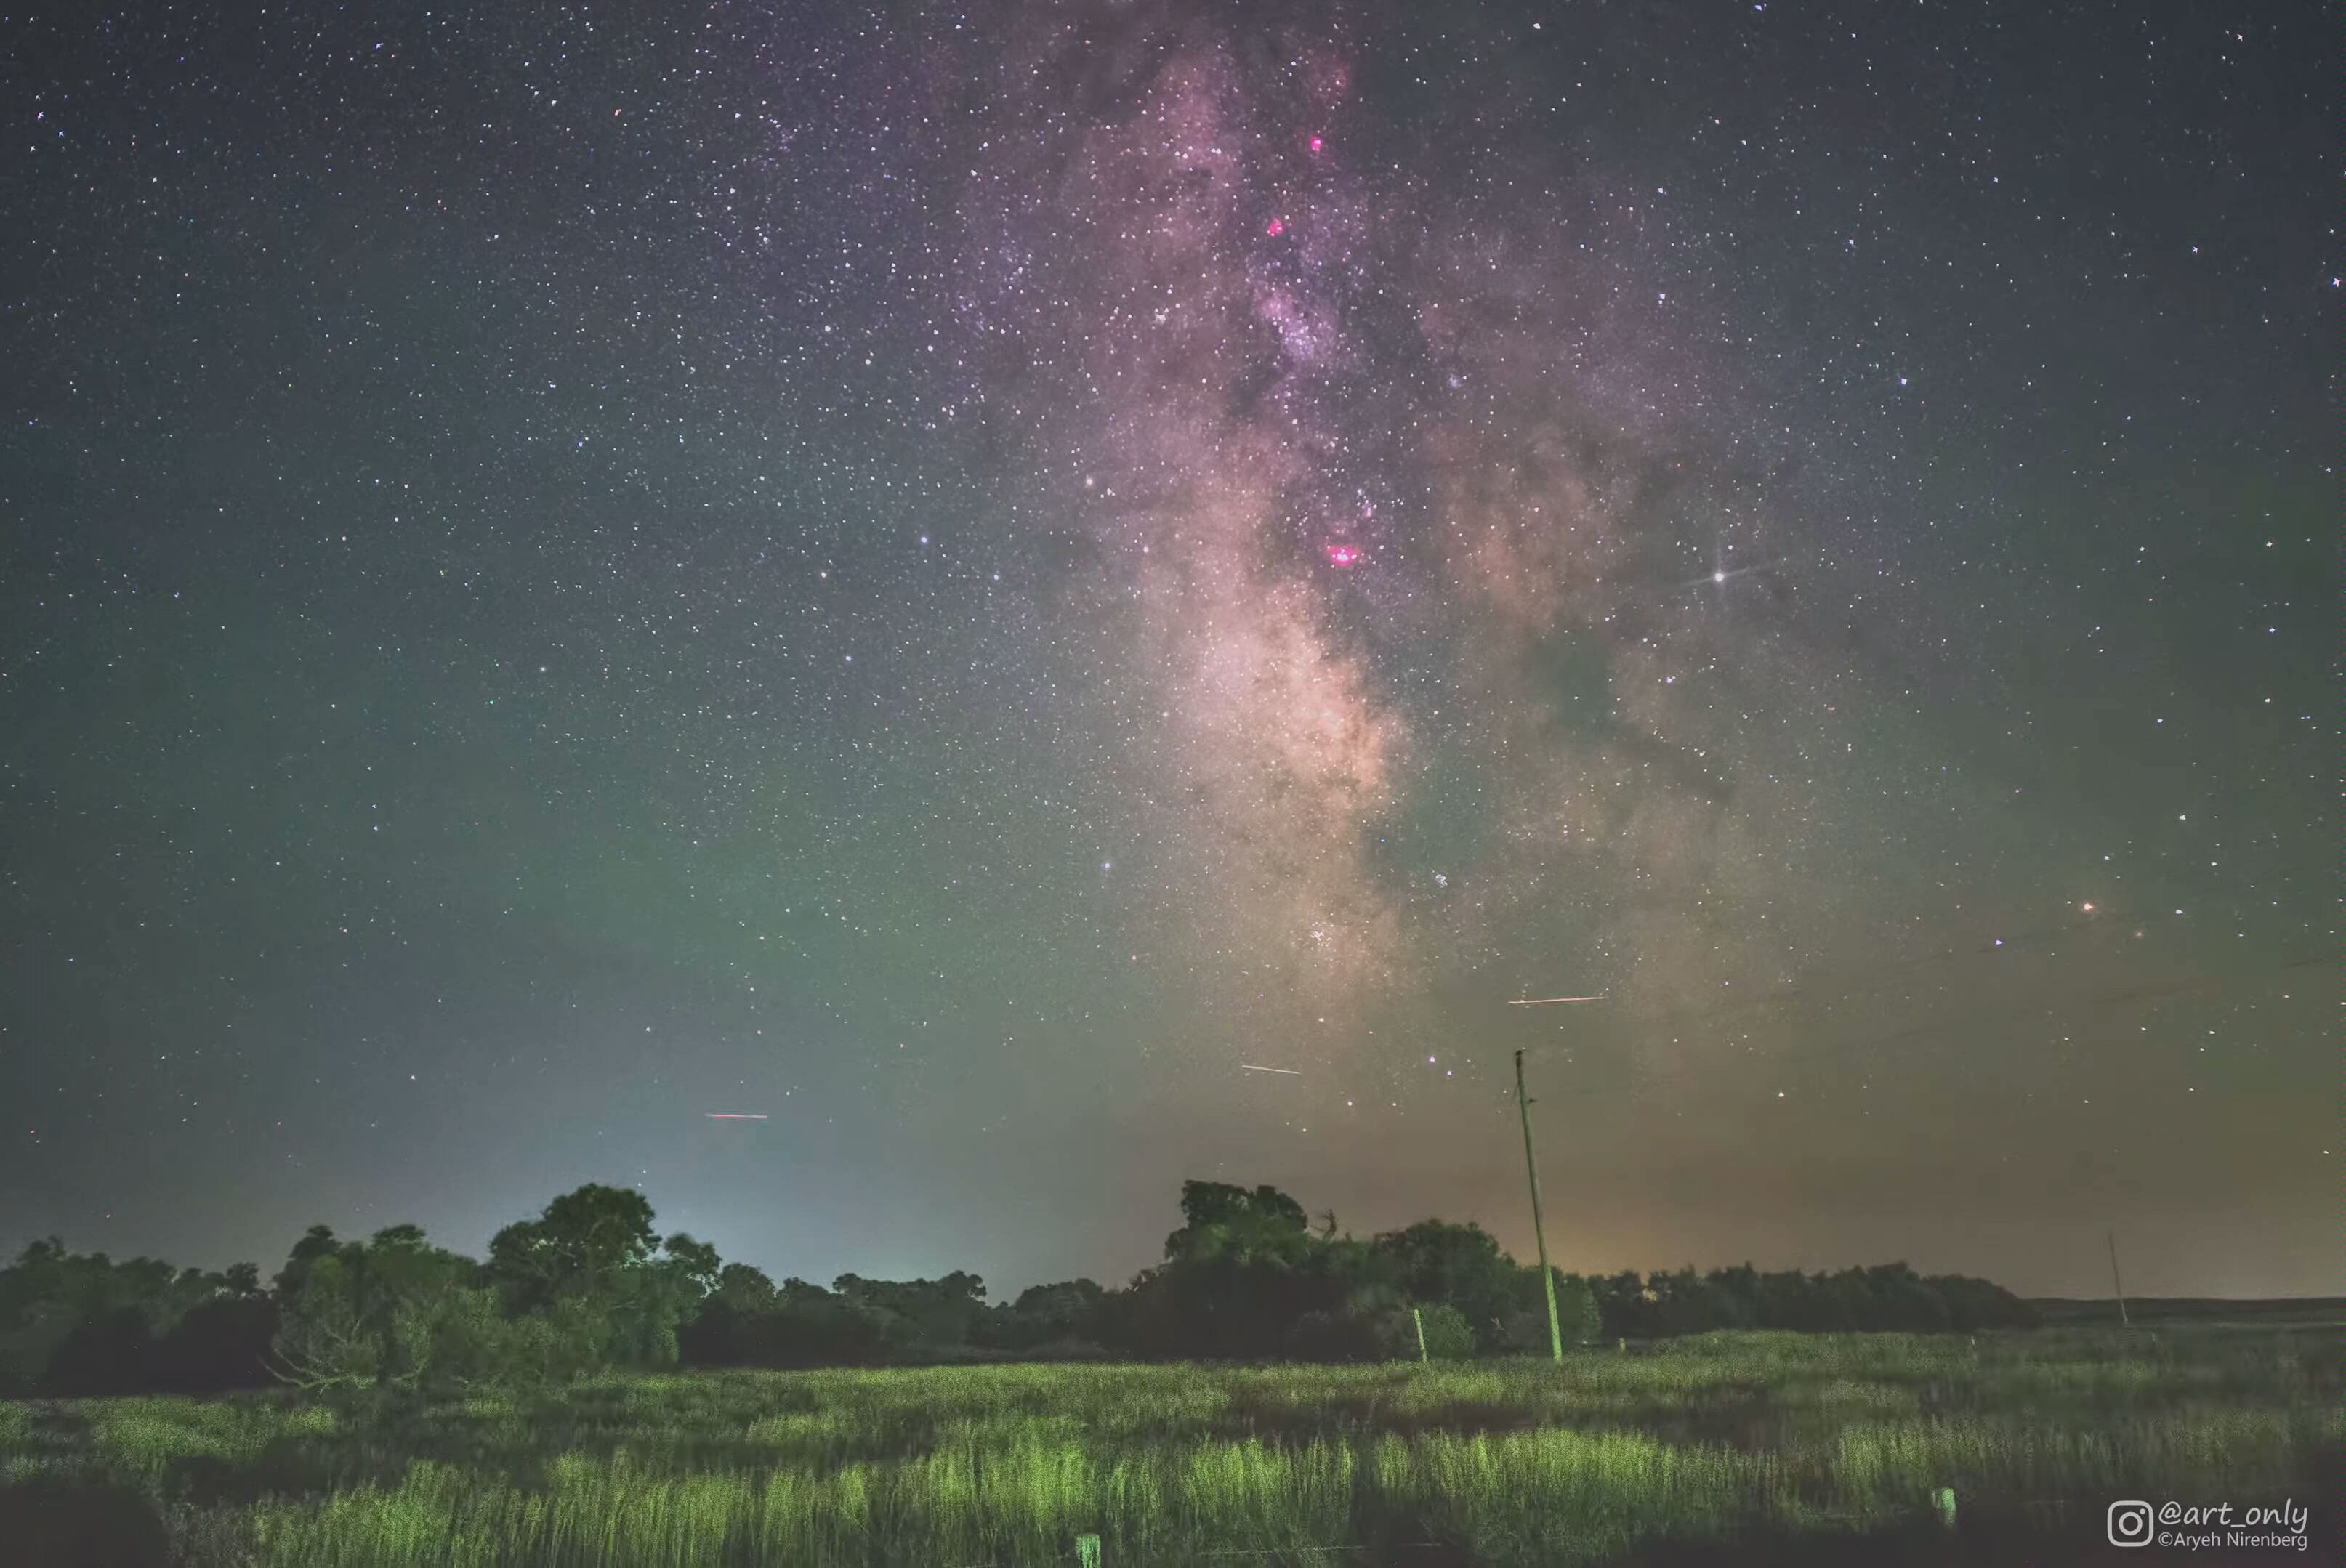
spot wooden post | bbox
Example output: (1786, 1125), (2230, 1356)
(1413, 1305), (1428, 1362)
(1516, 1048), (1563, 1362)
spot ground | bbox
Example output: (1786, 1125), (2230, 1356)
(1, 1325), (2335, 1565)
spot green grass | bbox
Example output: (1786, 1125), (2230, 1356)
(4, 1327), (2336, 1565)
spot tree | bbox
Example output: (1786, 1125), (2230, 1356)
(661, 1234), (722, 1298)
(1281, 1308), (1383, 1362)
(711, 1263), (780, 1312)
(1860, 1263), (1954, 1332)
(693, 1277), (897, 1367)
(1649, 1266), (1750, 1335)
(599, 1234), (720, 1367)
(1592, 1270), (1658, 1338)
(956, 1278), (1116, 1356)
(39, 1305), (156, 1397)
(4, 1240), (254, 1396)
(148, 1291), (280, 1392)
(833, 1272), (991, 1347)
(1122, 1181), (1356, 1359)
(269, 1224), (480, 1393)
(1486, 1269), (1598, 1354)
(419, 1285), (611, 1389)
(477, 1186), (716, 1370)
(1003, 1279), (1105, 1340)
(1930, 1272), (2039, 1330)
(1161, 1183), (1321, 1277)
(11, 1176), (2065, 1391)
(2, 1240), (227, 1333)
(1552, 1274), (1602, 1348)
(270, 1249), (390, 1391)
(485, 1184), (658, 1312)
(1371, 1220), (1519, 1338)
(1404, 1301), (1478, 1360)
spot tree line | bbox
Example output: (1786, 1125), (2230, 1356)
(0, 1179), (2039, 1399)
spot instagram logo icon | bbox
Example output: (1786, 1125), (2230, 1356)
(2108, 1500), (2156, 1547)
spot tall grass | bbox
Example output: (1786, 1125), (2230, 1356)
(6, 1326), (2335, 1565)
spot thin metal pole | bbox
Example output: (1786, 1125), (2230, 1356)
(2107, 1231), (2129, 1327)
(1516, 1048), (1563, 1362)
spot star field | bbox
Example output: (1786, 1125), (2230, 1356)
(1, 1), (2333, 1298)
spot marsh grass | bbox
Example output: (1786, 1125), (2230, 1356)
(5, 1326), (2336, 1565)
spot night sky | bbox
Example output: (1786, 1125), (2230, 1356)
(3, 1), (2333, 1303)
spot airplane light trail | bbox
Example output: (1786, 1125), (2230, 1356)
(705, 1112), (770, 1120)
(1507, 995), (1607, 1006)
(1239, 1064), (1301, 1075)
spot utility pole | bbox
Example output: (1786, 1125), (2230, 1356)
(2107, 1231), (2129, 1328)
(1515, 1048), (1563, 1363)
(1504, 993), (1603, 1365)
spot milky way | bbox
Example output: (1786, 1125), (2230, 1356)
(1, 0), (2331, 1296)
(923, 4), (1894, 1064)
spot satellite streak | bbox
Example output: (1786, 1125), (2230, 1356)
(1508, 995), (1607, 1006)
(705, 1112), (770, 1120)
(1239, 1064), (1301, 1075)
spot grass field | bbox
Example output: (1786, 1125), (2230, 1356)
(2029, 1296), (2346, 1331)
(2, 1327), (2336, 1566)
